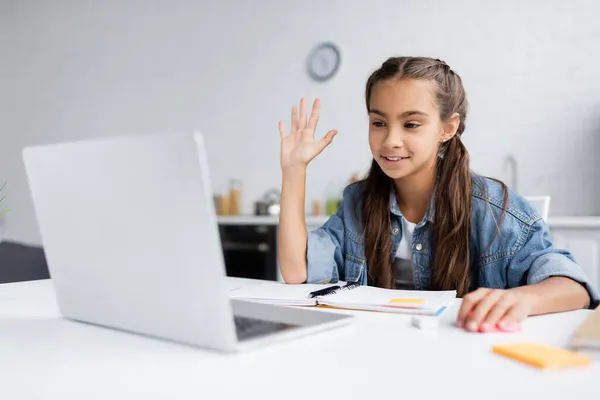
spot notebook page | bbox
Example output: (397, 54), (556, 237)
(319, 286), (456, 311)
(229, 282), (339, 306)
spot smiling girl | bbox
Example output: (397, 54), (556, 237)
(277, 56), (599, 332)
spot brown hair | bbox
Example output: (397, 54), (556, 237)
(362, 56), (505, 297)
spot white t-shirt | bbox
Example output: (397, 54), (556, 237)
(394, 218), (416, 290)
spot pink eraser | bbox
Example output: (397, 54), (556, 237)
(479, 322), (522, 333)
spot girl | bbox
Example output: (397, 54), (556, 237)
(277, 56), (598, 333)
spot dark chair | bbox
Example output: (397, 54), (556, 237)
(0, 241), (50, 284)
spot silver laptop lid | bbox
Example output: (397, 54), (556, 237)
(23, 132), (238, 350)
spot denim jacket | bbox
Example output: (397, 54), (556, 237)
(306, 174), (600, 308)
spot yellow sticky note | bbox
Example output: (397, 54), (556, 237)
(388, 298), (426, 305)
(492, 342), (591, 370)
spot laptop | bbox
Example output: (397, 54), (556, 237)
(570, 304), (600, 359)
(22, 132), (351, 352)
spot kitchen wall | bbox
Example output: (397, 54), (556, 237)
(2, 0), (600, 244)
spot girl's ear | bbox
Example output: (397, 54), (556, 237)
(440, 113), (461, 143)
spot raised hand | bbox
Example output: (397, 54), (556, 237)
(279, 98), (338, 170)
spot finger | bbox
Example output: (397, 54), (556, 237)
(498, 306), (527, 330)
(291, 106), (299, 132)
(316, 129), (338, 152)
(278, 120), (286, 139)
(299, 97), (307, 129)
(456, 288), (489, 328)
(479, 298), (512, 332)
(307, 98), (321, 131)
(467, 291), (504, 331)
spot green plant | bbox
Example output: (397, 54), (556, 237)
(0, 181), (11, 217)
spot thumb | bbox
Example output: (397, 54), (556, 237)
(316, 129), (338, 152)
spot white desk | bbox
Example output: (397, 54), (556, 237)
(0, 278), (598, 399)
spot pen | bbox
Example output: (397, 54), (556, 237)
(308, 285), (340, 298)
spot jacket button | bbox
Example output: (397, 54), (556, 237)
(415, 243), (423, 251)
(392, 227), (399, 235)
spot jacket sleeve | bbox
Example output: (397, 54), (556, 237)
(507, 218), (600, 309)
(305, 205), (345, 284)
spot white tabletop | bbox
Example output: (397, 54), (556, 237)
(0, 278), (598, 399)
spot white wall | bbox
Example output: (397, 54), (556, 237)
(2, 0), (600, 245)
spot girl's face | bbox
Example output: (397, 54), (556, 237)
(368, 78), (453, 181)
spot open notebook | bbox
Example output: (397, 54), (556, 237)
(229, 282), (456, 316)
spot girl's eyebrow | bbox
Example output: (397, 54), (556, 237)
(369, 109), (429, 118)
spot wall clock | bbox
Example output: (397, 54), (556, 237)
(307, 42), (341, 82)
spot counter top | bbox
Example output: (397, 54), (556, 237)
(218, 215), (600, 229)
(217, 215), (329, 226)
(547, 216), (600, 229)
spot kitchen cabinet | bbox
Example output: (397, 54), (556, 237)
(217, 215), (328, 282)
(217, 221), (278, 282)
(548, 217), (600, 291)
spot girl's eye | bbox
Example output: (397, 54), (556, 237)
(372, 121), (386, 128)
(405, 123), (421, 129)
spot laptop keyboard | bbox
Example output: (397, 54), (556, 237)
(234, 315), (299, 341)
